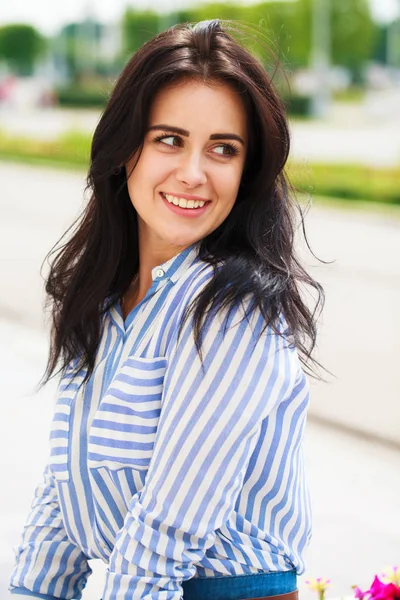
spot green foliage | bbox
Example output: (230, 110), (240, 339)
(0, 24), (46, 75)
(171, 10), (195, 25)
(56, 85), (110, 108)
(60, 23), (86, 79)
(163, 0), (378, 77)
(57, 130), (92, 164)
(0, 130), (91, 168)
(244, 1), (311, 68)
(332, 86), (365, 102)
(283, 94), (313, 116)
(57, 21), (115, 82)
(0, 130), (398, 206)
(288, 162), (400, 205)
(122, 9), (160, 57)
(372, 24), (388, 64)
(51, 0), (380, 88)
(188, 2), (245, 22)
(241, 0), (375, 76)
(330, 0), (377, 80)
(170, 1), (311, 69)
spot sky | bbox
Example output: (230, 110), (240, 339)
(0, 0), (399, 34)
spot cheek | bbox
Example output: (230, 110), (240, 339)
(127, 150), (171, 191)
(216, 167), (242, 203)
(151, 156), (176, 184)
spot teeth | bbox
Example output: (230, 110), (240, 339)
(164, 193), (206, 209)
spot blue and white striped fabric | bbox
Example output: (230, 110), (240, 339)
(10, 241), (312, 600)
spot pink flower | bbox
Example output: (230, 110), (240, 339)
(367, 575), (400, 600)
(353, 586), (369, 600)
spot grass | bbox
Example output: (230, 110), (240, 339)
(0, 130), (90, 170)
(287, 162), (400, 206)
(1, 129), (399, 207)
(332, 86), (366, 103)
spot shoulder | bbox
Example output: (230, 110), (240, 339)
(168, 256), (217, 316)
(178, 255), (218, 294)
(169, 252), (293, 337)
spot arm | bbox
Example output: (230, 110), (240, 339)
(9, 464), (91, 600)
(103, 302), (300, 600)
(9, 592), (60, 599)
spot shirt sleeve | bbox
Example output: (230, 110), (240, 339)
(10, 590), (61, 599)
(102, 299), (301, 600)
(9, 463), (92, 600)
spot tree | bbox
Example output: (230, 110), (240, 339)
(162, 2), (312, 70)
(250, 0), (378, 80)
(118, 0), (379, 82)
(188, 2), (244, 22)
(242, 2), (311, 69)
(329, 0), (378, 81)
(0, 24), (46, 75)
(57, 20), (105, 82)
(122, 9), (160, 58)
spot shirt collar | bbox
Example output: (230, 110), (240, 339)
(150, 241), (202, 285)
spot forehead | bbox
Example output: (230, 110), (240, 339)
(149, 79), (247, 139)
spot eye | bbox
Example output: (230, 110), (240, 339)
(212, 143), (240, 157)
(154, 134), (182, 147)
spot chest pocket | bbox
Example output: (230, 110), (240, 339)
(49, 369), (85, 482)
(88, 356), (167, 473)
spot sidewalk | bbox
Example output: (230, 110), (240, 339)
(1, 318), (399, 599)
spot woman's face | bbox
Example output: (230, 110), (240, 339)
(125, 78), (248, 258)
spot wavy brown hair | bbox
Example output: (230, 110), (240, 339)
(43, 19), (324, 384)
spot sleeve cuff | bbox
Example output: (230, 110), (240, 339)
(10, 588), (60, 600)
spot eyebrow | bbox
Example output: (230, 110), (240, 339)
(147, 124), (245, 146)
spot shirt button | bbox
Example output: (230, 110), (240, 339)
(155, 268), (165, 278)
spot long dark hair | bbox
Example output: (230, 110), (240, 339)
(43, 19), (324, 385)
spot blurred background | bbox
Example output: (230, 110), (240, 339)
(0, 0), (399, 599)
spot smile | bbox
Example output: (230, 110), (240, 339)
(161, 192), (209, 209)
(160, 192), (211, 217)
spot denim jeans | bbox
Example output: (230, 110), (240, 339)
(181, 569), (297, 600)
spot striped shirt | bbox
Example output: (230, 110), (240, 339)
(10, 241), (312, 600)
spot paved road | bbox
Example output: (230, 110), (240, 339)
(0, 162), (399, 598)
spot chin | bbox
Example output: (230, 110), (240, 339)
(165, 233), (202, 248)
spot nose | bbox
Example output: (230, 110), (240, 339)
(175, 152), (207, 188)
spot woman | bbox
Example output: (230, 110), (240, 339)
(9, 20), (323, 600)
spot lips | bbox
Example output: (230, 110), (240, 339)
(161, 192), (210, 207)
(160, 192), (211, 217)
